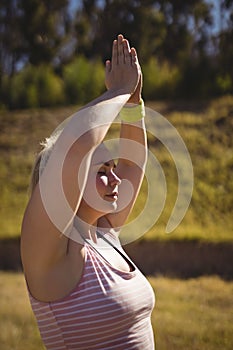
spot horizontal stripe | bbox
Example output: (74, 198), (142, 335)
(41, 311), (137, 337)
(41, 299), (151, 330)
(51, 285), (151, 315)
(29, 239), (155, 349)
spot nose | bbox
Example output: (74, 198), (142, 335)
(109, 170), (121, 186)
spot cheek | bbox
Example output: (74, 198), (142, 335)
(97, 175), (108, 187)
(82, 175), (101, 206)
(83, 175), (108, 203)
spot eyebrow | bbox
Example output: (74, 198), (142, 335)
(104, 161), (116, 167)
(93, 161), (116, 168)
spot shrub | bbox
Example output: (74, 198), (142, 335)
(4, 65), (65, 109)
(216, 74), (232, 94)
(63, 56), (105, 104)
(142, 57), (181, 100)
(36, 66), (65, 107)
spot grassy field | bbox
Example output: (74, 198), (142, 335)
(0, 272), (232, 350)
(149, 276), (233, 350)
(0, 96), (232, 242)
(0, 98), (232, 350)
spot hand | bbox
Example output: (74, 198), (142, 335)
(127, 72), (143, 104)
(105, 34), (140, 95)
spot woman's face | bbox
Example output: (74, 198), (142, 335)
(81, 144), (121, 217)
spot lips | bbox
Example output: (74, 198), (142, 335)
(105, 192), (118, 200)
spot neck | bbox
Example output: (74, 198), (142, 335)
(75, 212), (98, 236)
(76, 199), (104, 227)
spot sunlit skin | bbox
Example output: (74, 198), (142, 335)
(76, 144), (121, 226)
(20, 34), (147, 303)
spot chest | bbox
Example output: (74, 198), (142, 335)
(93, 244), (134, 272)
(35, 262), (155, 350)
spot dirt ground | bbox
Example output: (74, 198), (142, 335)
(1, 238), (232, 280)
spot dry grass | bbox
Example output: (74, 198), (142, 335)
(0, 96), (233, 241)
(0, 272), (44, 350)
(0, 272), (232, 350)
(150, 276), (233, 350)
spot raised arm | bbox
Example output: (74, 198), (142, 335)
(104, 41), (147, 229)
(21, 35), (140, 280)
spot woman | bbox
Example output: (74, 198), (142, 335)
(21, 34), (155, 349)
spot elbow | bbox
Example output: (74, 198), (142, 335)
(60, 126), (106, 156)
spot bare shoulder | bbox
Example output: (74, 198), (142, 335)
(24, 238), (85, 302)
(20, 184), (69, 274)
(21, 137), (93, 287)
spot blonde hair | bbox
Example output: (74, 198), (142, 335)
(30, 150), (43, 194)
(29, 130), (62, 195)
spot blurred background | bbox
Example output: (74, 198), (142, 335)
(0, 0), (232, 349)
(0, 0), (232, 108)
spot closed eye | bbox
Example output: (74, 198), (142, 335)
(97, 161), (116, 175)
(98, 171), (106, 175)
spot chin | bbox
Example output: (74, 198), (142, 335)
(111, 201), (118, 211)
(86, 199), (118, 217)
(102, 201), (118, 214)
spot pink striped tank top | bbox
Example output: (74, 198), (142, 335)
(28, 233), (155, 349)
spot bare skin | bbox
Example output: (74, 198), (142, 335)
(21, 34), (146, 302)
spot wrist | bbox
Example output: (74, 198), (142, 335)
(127, 95), (142, 105)
(107, 84), (139, 96)
(119, 98), (145, 123)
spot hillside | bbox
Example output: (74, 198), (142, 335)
(0, 96), (232, 242)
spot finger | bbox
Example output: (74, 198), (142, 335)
(139, 72), (143, 86)
(117, 34), (124, 64)
(138, 73), (143, 91)
(105, 60), (111, 73)
(118, 33), (124, 42)
(111, 39), (118, 66)
(130, 47), (138, 66)
(123, 39), (131, 64)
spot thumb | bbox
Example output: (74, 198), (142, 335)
(105, 60), (111, 73)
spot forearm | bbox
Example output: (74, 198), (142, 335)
(80, 88), (131, 111)
(36, 89), (131, 229)
(118, 119), (147, 168)
(61, 89), (131, 151)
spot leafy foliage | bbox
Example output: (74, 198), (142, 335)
(3, 65), (65, 108)
(63, 57), (105, 104)
(18, 0), (70, 65)
(0, 0), (232, 109)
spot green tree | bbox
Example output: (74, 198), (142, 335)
(73, 0), (213, 63)
(0, 1), (23, 108)
(216, 0), (233, 93)
(157, 0), (213, 63)
(19, 0), (70, 65)
(0, 0), (23, 76)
